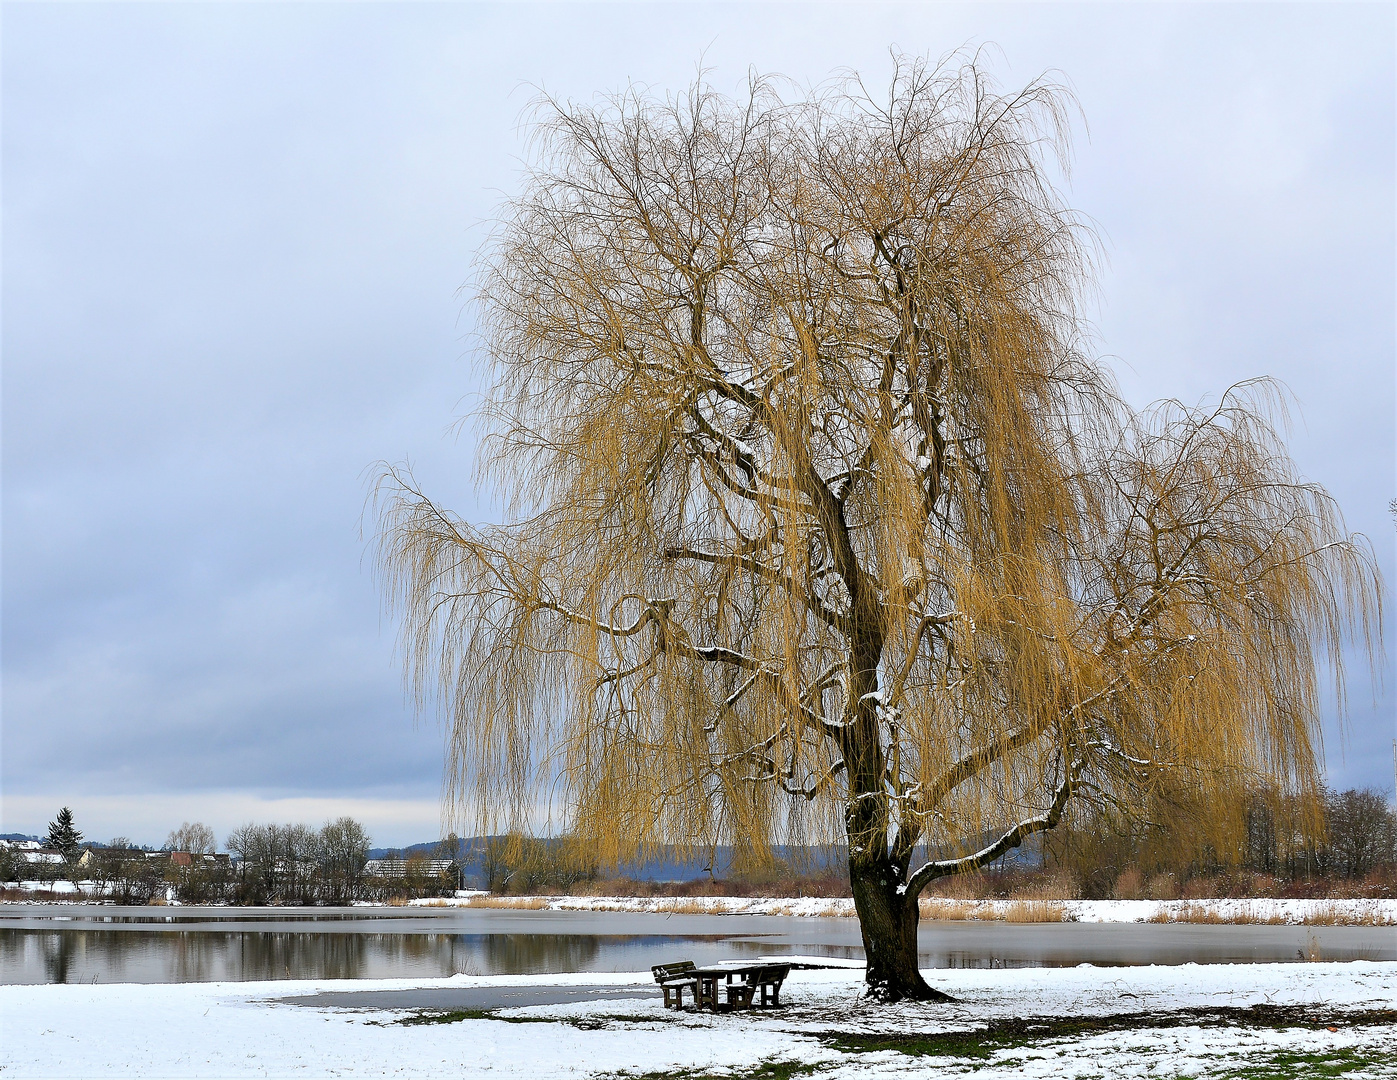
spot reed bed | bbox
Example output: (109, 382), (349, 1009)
(1146, 900), (1395, 926)
(917, 898), (982, 920)
(461, 896), (550, 910)
(1003, 900), (1065, 923)
(407, 893), (1394, 925)
(917, 898), (1065, 922)
(1300, 902), (1396, 926)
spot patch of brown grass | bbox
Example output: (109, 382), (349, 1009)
(569, 874), (852, 900)
(1003, 900), (1065, 923)
(1011, 872), (1078, 901)
(1112, 868), (1145, 901)
(917, 898), (981, 920)
(464, 896), (550, 910)
(1145, 900), (1397, 926)
(1301, 902), (1396, 926)
(915, 897), (1064, 922)
(659, 898), (729, 915)
(1147, 901), (1283, 924)
(0, 887), (76, 903)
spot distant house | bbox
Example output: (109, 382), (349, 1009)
(0, 839), (57, 863)
(145, 851), (231, 868)
(364, 858), (458, 878)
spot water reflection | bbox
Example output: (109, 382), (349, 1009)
(3, 911), (1392, 985)
(0, 931), (652, 984)
(3, 931), (425, 984)
(1, 929), (827, 984)
(474, 933), (600, 975)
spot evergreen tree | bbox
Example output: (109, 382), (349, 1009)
(46, 807), (83, 861)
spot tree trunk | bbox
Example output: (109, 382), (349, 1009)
(849, 856), (954, 1002)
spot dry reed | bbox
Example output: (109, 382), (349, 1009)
(1003, 900), (1065, 923)
(1146, 900), (1394, 926)
(918, 898), (984, 920)
(463, 896), (550, 910)
(1301, 902), (1395, 927)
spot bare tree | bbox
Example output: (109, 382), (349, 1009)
(375, 55), (1383, 1000)
(227, 823), (314, 902)
(1324, 789), (1395, 879)
(164, 822), (216, 855)
(318, 817), (372, 904)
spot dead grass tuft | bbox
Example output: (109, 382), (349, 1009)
(917, 898), (981, 920)
(1003, 900), (1065, 923)
(1302, 902), (1395, 927)
(1147, 901), (1282, 924)
(1146, 900), (1394, 926)
(464, 896), (550, 910)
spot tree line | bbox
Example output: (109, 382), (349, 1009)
(5, 791), (1391, 903)
(0, 813), (464, 904)
(1044, 785), (1397, 900)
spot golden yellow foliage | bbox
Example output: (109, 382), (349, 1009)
(373, 53), (1382, 999)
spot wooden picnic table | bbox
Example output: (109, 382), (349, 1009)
(683, 961), (791, 1011)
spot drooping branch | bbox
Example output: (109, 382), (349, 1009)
(905, 763), (1079, 895)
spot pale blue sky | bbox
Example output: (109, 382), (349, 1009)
(4, 3), (1393, 847)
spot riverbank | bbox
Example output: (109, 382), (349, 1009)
(3, 960), (1394, 1077)
(410, 893), (1397, 926)
(7, 888), (1395, 925)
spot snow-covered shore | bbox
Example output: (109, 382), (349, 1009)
(411, 892), (1397, 926)
(7, 887), (1394, 926)
(2, 961), (1394, 1077)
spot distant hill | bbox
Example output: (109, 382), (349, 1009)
(0, 834), (41, 843)
(364, 835), (1040, 888)
(366, 832), (1044, 888)
(364, 838), (847, 884)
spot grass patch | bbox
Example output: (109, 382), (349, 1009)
(1003, 899), (1064, 923)
(915, 898), (1067, 922)
(1187, 1047), (1397, 1079)
(598, 1061), (822, 1080)
(815, 1005), (1397, 1061)
(396, 1008), (662, 1030)
(396, 1008), (554, 1026)
(823, 1028), (1018, 1059)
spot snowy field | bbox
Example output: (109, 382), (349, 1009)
(3, 960), (1394, 1078)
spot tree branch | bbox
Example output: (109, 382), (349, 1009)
(904, 764), (1078, 895)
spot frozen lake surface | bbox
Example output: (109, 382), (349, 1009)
(3, 903), (1393, 984)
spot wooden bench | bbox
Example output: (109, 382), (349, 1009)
(723, 964), (790, 1009)
(651, 961), (700, 1009)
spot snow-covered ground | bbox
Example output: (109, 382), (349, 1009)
(411, 892), (1397, 925)
(2, 961), (1394, 1078)
(1, 880), (181, 902)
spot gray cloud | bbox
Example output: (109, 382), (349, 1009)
(4, 4), (1392, 847)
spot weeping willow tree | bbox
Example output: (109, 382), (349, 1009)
(375, 56), (1382, 1001)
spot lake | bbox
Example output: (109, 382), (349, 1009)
(2, 904), (1392, 984)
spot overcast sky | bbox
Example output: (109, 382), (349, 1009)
(4, 3), (1393, 849)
